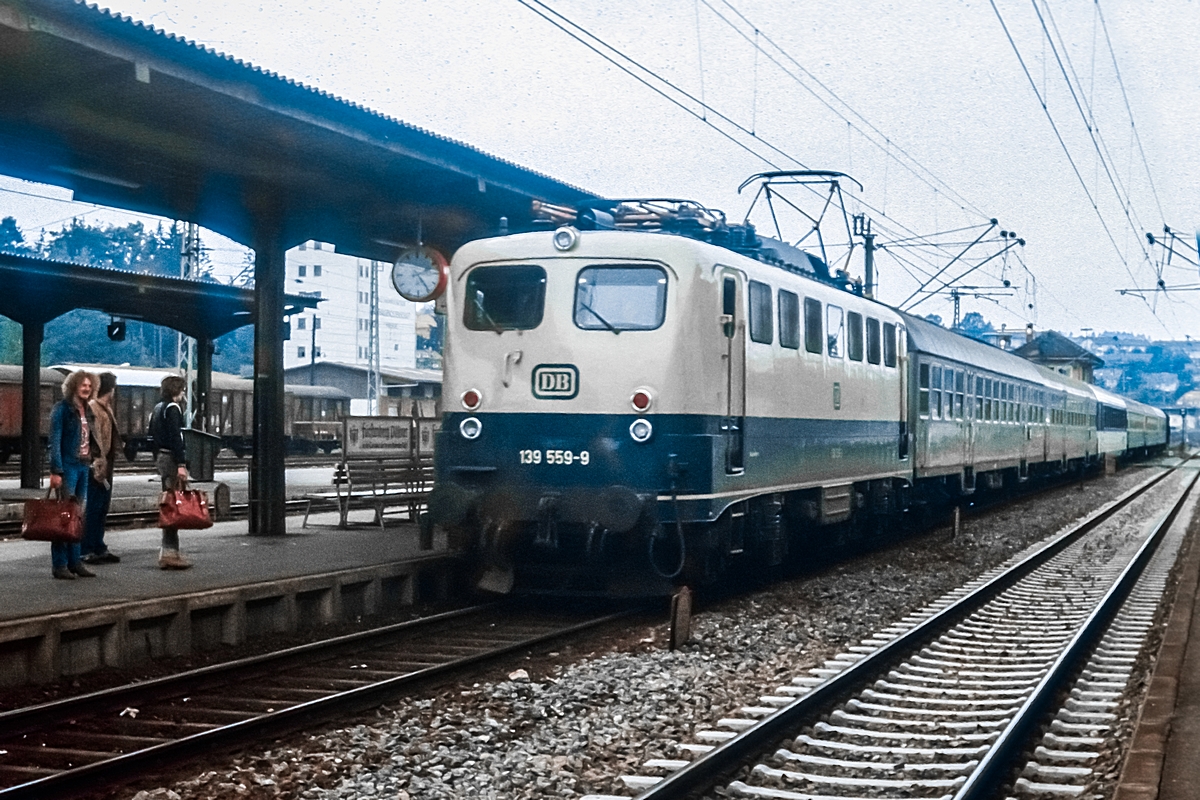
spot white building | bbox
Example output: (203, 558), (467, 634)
(283, 241), (417, 373)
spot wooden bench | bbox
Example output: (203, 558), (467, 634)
(303, 456), (433, 529)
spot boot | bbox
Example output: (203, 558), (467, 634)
(52, 567), (76, 580)
(70, 563), (96, 578)
(158, 549), (192, 570)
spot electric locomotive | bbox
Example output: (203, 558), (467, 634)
(429, 195), (914, 594)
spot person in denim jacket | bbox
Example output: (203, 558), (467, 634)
(48, 369), (99, 580)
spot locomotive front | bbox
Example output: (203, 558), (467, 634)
(429, 229), (714, 595)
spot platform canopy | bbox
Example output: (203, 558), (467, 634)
(0, 0), (597, 531)
(0, 251), (319, 338)
(0, 0), (594, 260)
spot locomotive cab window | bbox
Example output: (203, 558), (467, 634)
(779, 290), (800, 349)
(748, 280), (773, 344)
(574, 265), (667, 331)
(465, 265), (547, 331)
(847, 312), (864, 361)
(827, 305), (844, 357)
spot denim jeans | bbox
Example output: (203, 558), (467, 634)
(51, 461), (89, 570)
(83, 475), (112, 557)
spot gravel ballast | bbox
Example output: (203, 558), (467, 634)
(122, 467), (1173, 800)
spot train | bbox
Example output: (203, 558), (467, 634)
(0, 364), (350, 462)
(426, 195), (1169, 596)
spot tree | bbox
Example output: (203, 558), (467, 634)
(0, 216), (28, 252)
(956, 312), (995, 342)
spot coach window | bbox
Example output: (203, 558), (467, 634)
(804, 298), (823, 354)
(883, 323), (898, 367)
(779, 290), (800, 349)
(955, 371), (965, 420)
(866, 317), (881, 364)
(826, 305), (844, 357)
(931, 365), (943, 419)
(748, 280), (774, 343)
(918, 363), (930, 417)
(847, 312), (864, 361)
(975, 377), (984, 419)
(574, 265), (668, 331)
(465, 265), (547, 331)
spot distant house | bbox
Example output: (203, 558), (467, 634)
(1013, 331), (1104, 384)
(282, 361), (441, 416)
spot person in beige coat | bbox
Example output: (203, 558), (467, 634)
(83, 372), (121, 564)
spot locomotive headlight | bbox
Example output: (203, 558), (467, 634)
(461, 389), (482, 411)
(459, 417), (482, 440)
(552, 226), (580, 251)
(629, 418), (653, 443)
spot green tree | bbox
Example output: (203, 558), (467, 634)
(956, 311), (994, 342)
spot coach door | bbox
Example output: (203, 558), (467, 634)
(720, 270), (746, 474)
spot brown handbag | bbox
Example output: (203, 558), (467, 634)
(158, 484), (213, 530)
(22, 489), (84, 543)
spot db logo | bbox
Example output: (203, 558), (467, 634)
(532, 364), (579, 399)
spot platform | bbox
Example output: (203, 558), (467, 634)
(1115, 481), (1200, 800)
(0, 510), (458, 688)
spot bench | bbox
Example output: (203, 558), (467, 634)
(303, 456), (433, 529)
(302, 416), (440, 530)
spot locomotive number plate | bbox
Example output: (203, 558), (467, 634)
(519, 449), (590, 465)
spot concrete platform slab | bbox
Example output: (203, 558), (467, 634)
(0, 512), (458, 687)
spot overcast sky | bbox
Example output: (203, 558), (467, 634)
(3, 0), (1198, 339)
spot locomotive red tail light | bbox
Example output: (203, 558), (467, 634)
(631, 389), (653, 412)
(461, 389), (482, 411)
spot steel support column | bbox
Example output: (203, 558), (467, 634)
(249, 212), (287, 536)
(20, 321), (44, 489)
(194, 337), (213, 432)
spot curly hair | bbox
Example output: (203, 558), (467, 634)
(160, 375), (187, 401)
(61, 369), (98, 401)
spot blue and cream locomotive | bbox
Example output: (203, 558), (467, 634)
(427, 184), (1168, 595)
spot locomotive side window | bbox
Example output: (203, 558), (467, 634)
(865, 317), (881, 364)
(847, 312), (864, 361)
(804, 298), (822, 354)
(918, 363), (930, 417)
(778, 290), (800, 349)
(882, 323), (897, 367)
(826, 305), (844, 357)
(748, 280), (773, 344)
(574, 266), (667, 331)
(465, 265), (547, 331)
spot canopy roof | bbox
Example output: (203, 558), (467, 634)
(0, 0), (594, 260)
(0, 251), (319, 339)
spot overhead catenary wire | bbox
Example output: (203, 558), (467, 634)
(987, 0), (1171, 335)
(514, 0), (972, 257)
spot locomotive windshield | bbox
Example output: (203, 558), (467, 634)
(463, 265), (547, 331)
(574, 265), (667, 332)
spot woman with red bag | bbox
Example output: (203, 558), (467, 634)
(47, 370), (98, 580)
(150, 375), (192, 570)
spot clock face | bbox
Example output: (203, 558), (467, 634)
(391, 247), (448, 302)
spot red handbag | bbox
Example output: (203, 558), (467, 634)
(158, 486), (213, 530)
(22, 490), (84, 543)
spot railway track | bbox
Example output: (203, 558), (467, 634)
(593, 460), (1198, 800)
(0, 602), (633, 799)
